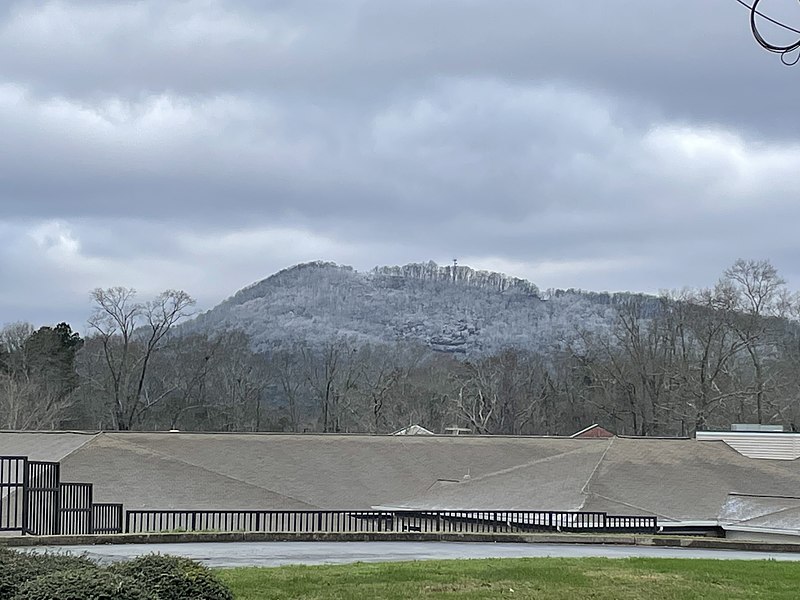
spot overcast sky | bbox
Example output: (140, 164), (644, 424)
(2, 0), (800, 329)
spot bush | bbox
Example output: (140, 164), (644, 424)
(13, 569), (152, 600)
(110, 554), (233, 600)
(0, 548), (97, 598)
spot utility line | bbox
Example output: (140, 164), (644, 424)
(732, 0), (800, 64)
(733, 0), (800, 35)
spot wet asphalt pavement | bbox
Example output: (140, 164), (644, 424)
(33, 541), (800, 567)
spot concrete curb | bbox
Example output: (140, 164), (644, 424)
(2, 531), (800, 553)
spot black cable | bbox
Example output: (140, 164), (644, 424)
(733, 0), (800, 65)
(733, 0), (800, 34)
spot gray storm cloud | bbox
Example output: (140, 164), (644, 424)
(1, 0), (798, 328)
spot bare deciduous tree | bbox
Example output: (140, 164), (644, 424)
(86, 287), (195, 429)
(722, 259), (787, 423)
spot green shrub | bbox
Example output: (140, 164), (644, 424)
(110, 554), (233, 600)
(0, 548), (97, 598)
(13, 569), (152, 600)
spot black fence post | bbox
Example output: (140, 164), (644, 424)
(115, 506), (123, 535)
(20, 457), (29, 535)
(53, 463), (62, 536)
(86, 484), (94, 536)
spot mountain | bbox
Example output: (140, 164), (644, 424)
(185, 261), (638, 355)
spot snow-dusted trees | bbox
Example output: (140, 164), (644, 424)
(550, 260), (800, 436)
(7, 258), (800, 436)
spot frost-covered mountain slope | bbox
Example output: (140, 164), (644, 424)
(185, 261), (627, 355)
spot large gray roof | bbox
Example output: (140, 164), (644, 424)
(386, 440), (608, 511)
(61, 433), (601, 510)
(59, 434), (315, 510)
(718, 493), (800, 530)
(0, 431), (97, 462)
(4, 431), (800, 520)
(580, 437), (800, 520)
(385, 436), (800, 520)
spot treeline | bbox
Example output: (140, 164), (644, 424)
(3, 259), (800, 436)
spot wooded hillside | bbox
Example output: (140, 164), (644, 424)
(3, 259), (799, 436)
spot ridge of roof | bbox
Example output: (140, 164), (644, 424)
(430, 441), (611, 488)
(615, 435), (691, 440)
(727, 491), (800, 500)
(0, 431), (101, 463)
(734, 504), (800, 525)
(586, 491), (675, 520)
(699, 430), (800, 436)
(85, 433), (318, 509)
(58, 431), (103, 463)
(0, 430), (701, 441)
(7, 430), (622, 440)
(0, 430), (100, 435)
(580, 437), (615, 497)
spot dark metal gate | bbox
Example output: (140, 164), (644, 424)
(92, 503), (124, 534)
(1, 456), (124, 536)
(0, 456), (26, 532)
(59, 483), (93, 535)
(24, 460), (60, 536)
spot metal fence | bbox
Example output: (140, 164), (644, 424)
(125, 509), (658, 535)
(0, 456), (26, 532)
(0, 456), (124, 536)
(4, 454), (658, 538)
(25, 461), (60, 536)
(59, 482), (93, 536)
(92, 503), (124, 534)
(605, 515), (657, 532)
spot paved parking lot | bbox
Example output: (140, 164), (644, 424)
(35, 541), (800, 567)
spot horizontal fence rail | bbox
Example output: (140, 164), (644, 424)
(125, 510), (658, 535)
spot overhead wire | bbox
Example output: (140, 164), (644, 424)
(733, 0), (800, 65)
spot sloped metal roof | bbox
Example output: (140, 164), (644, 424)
(0, 431), (98, 462)
(718, 493), (800, 530)
(4, 431), (800, 521)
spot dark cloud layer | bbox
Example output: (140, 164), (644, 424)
(1, 0), (799, 329)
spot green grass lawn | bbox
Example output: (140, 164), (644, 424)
(217, 557), (800, 599)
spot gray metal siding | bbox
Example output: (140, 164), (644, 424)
(696, 432), (800, 460)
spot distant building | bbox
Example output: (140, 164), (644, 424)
(392, 424), (434, 436)
(570, 424), (614, 439)
(697, 425), (800, 460)
(443, 426), (471, 436)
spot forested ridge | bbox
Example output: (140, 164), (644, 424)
(3, 259), (800, 436)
